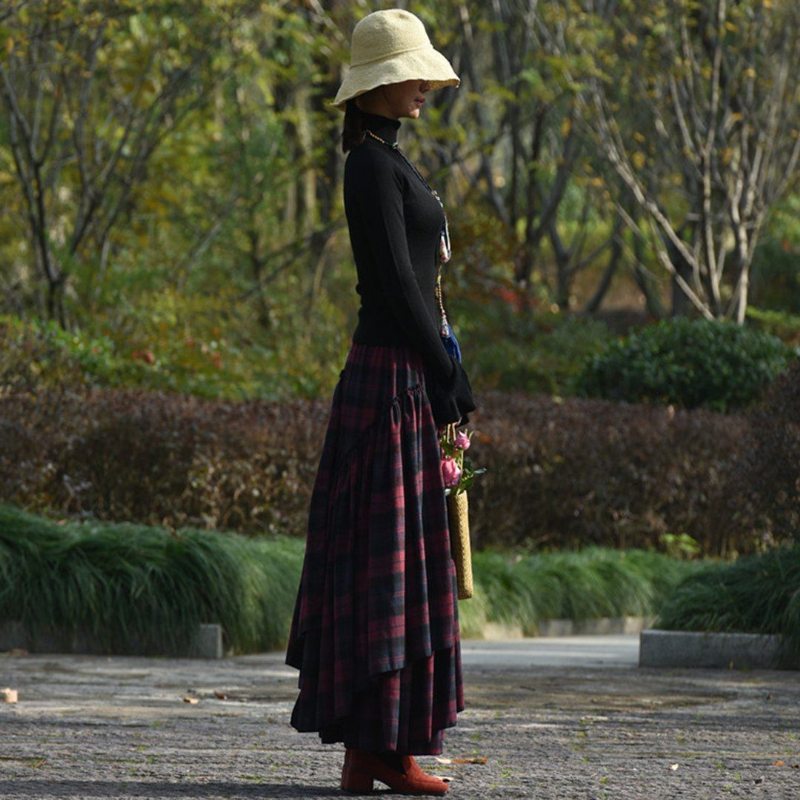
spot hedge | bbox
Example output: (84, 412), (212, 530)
(576, 317), (793, 412)
(0, 382), (793, 555)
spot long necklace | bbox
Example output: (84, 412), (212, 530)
(365, 128), (454, 340)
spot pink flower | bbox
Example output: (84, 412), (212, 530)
(441, 456), (462, 488)
(454, 430), (471, 451)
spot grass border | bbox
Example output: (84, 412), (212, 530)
(0, 504), (727, 654)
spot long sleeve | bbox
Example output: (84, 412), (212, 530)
(349, 153), (454, 383)
(344, 123), (476, 427)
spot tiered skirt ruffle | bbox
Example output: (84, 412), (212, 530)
(286, 344), (462, 754)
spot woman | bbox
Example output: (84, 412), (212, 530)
(285, 9), (475, 796)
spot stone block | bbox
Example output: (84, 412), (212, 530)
(639, 629), (798, 670)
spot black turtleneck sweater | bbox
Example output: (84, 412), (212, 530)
(344, 112), (475, 425)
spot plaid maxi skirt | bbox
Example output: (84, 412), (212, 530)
(285, 343), (463, 755)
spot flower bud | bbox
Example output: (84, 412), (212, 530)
(441, 456), (462, 488)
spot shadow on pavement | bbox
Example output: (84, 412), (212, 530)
(0, 780), (355, 799)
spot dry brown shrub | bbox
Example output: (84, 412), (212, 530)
(468, 392), (748, 554)
(0, 384), (782, 554)
(720, 361), (800, 545)
(0, 388), (327, 535)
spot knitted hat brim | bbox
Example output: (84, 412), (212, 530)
(332, 46), (459, 110)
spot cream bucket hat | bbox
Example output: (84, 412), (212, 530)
(333, 9), (460, 110)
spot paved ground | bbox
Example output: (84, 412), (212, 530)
(462, 635), (638, 669)
(1, 636), (799, 799)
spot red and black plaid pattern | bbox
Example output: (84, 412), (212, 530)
(286, 344), (463, 755)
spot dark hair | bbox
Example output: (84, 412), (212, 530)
(342, 100), (366, 153)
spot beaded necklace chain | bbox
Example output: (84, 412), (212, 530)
(365, 128), (453, 338)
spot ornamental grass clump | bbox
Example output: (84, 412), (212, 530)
(1, 505), (703, 651)
(0, 504), (304, 654)
(656, 544), (800, 658)
(456, 547), (700, 638)
(515, 548), (699, 627)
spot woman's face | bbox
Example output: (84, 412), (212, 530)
(368, 80), (432, 120)
(383, 80), (431, 119)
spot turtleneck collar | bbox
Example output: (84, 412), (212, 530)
(362, 111), (401, 145)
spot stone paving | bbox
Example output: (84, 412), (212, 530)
(1, 640), (799, 799)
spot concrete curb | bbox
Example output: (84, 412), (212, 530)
(1, 616), (652, 656)
(0, 621), (225, 659)
(639, 628), (799, 670)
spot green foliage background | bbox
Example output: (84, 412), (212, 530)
(576, 318), (794, 412)
(1, 2), (799, 654)
(0, 0), (798, 402)
(0, 2), (798, 561)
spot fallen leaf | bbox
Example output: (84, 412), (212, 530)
(182, 696), (199, 705)
(773, 760), (786, 767)
(213, 690), (227, 700)
(669, 764), (679, 771)
(1, 688), (18, 703)
(436, 755), (488, 766)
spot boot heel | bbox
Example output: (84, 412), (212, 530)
(341, 765), (374, 793)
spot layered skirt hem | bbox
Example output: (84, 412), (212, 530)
(285, 344), (463, 755)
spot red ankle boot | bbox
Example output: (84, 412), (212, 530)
(341, 748), (449, 795)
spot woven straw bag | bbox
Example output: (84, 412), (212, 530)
(447, 490), (473, 600)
